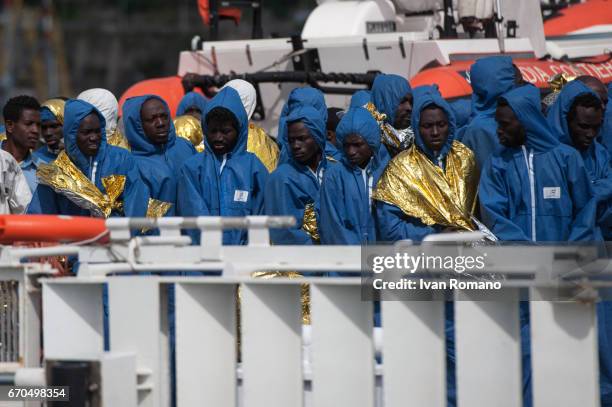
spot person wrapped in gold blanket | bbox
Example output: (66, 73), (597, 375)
(373, 85), (480, 242)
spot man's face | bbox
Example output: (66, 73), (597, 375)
(184, 107), (202, 122)
(41, 119), (64, 152)
(393, 93), (413, 129)
(568, 105), (602, 151)
(140, 98), (170, 145)
(343, 134), (373, 169)
(206, 117), (238, 155)
(419, 107), (449, 154)
(6, 108), (40, 150)
(76, 113), (102, 157)
(495, 104), (526, 148)
(288, 121), (320, 166)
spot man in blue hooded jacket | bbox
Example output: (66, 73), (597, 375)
(546, 80), (611, 239)
(265, 105), (330, 245)
(29, 99), (146, 218)
(123, 95), (196, 216)
(373, 86), (479, 243)
(480, 84), (598, 407)
(277, 87), (342, 163)
(370, 73), (413, 157)
(459, 56), (517, 169)
(319, 106), (389, 244)
(177, 87), (269, 245)
(480, 84), (597, 242)
(176, 91), (208, 120)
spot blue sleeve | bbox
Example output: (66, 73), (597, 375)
(478, 160), (531, 241)
(374, 201), (435, 242)
(592, 149), (612, 202)
(566, 151), (598, 242)
(264, 172), (313, 245)
(319, 170), (358, 245)
(27, 185), (59, 214)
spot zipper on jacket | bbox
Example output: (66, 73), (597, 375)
(521, 146), (536, 242)
(89, 158), (98, 184)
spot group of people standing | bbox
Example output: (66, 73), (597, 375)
(1, 56), (610, 248)
(1, 54), (612, 405)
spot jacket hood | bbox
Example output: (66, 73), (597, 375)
(63, 99), (107, 174)
(202, 86), (249, 155)
(278, 87), (328, 157)
(546, 80), (600, 146)
(283, 87), (328, 120)
(371, 74), (411, 126)
(350, 90), (371, 108)
(411, 85), (457, 162)
(336, 106), (381, 153)
(500, 84), (560, 153)
(470, 56), (515, 117)
(176, 91), (208, 117)
(123, 95), (178, 156)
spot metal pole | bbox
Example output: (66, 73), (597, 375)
(442, 0), (457, 38)
(251, 0), (263, 39)
(494, 0), (505, 53)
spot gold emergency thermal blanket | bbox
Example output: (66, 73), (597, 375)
(174, 115), (204, 152)
(247, 123), (279, 173)
(107, 128), (131, 151)
(41, 99), (66, 124)
(373, 141), (479, 230)
(302, 202), (320, 243)
(146, 197), (172, 218)
(365, 101), (414, 151)
(36, 151), (125, 218)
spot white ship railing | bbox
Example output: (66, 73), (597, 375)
(0, 216), (611, 407)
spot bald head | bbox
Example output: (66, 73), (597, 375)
(576, 76), (608, 107)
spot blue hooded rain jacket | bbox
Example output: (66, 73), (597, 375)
(319, 107), (389, 244)
(277, 87), (342, 163)
(177, 87), (270, 245)
(375, 86), (461, 242)
(479, 84), (597, 243)
(371, 74), (412, 128)
(459, 56), (516, 169)
(547, 80), (612, 238)
(265, 105), (330, 245)
(30, 99), (146, 217)
(123, 95), (196, 215)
